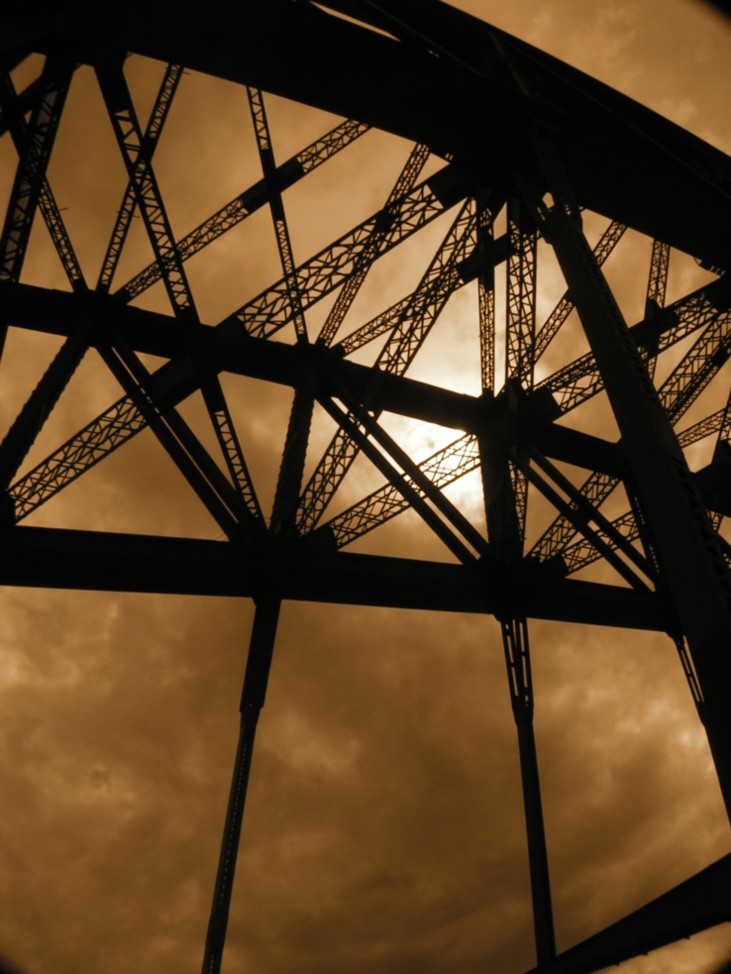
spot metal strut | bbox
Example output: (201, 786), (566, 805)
(505, 197), (537, 388)
(234, 167), (455, 340)
(499, 617), (556, 965)
(0, 70), (85, 290)
(479, 386), (555, 965)
(97, 61), (263, 525)
(0, 56), (73, 285)
(531, 311), (731, 570)
(318, 141), (431, 346)
(297, 200), (478, 533)
(321, 432), (479, 548)
(202, 597), (281, 974)
(97, 63), (183, 293)
(535, 161), (731, 822)
(118, 117), (369, 303)
(540, 275), (731, 416)
(0, 317), (92, 491)
(247, 86), (307, 343)
(317, 393), (482, 563)
(0, 56), (73, 357)
(477, 202), (496, 392)
(270, 374), (316, 537)
(534, 220), (625, 361)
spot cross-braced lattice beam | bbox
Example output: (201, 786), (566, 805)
(0, 55), (73, 303)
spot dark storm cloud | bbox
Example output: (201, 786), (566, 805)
(0, 588), (251, 971)
(1, 591), (729, 972)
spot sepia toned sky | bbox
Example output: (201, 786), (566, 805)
(1, 2), (731, 973)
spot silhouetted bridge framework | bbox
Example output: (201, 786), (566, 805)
(1, 0), (731, 971)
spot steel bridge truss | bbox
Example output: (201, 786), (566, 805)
(1, 1), (731, 972)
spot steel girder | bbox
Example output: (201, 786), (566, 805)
(5, 0), (731, 268)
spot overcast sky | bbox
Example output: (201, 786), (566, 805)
(1, 2), (730, 974)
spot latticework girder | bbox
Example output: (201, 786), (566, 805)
(119, 117), (370, 302)
(97, 62), (182, 293)
(296, 198), (482, 534)
(0, 65), (85, 289)
(243, 170), (462, 339)
(0, 55), (73, 294)
(319, 141), (431, 346)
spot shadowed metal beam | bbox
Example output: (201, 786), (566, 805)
(0, 525), (675, 630)
(523, 854), (731, 974)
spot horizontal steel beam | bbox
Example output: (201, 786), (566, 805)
(0, 280), (182, 356)
(0, 525), (674, 629)
(0, 283), (689, 479)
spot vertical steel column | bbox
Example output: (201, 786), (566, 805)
(202, 597), (281, 974)
(270, 375), (316, 538)
(500, 617), (556, 964)
(542, 199), (731, 822)
(480, 413), (556, 963)
(505, 197), (537, 389)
